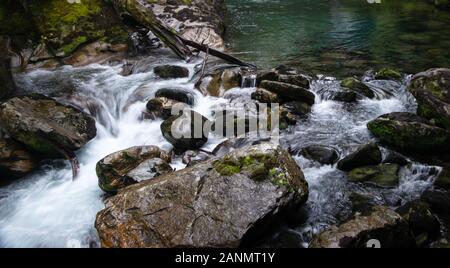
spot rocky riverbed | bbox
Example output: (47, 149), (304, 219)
(0, 0), (450, 248)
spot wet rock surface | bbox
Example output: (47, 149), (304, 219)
(408, 68), (450, 130)
(161, 110), (209, 151)
(0, 138), (38, 180)
(0, 94), (97, 157)
(95, 143), (309, 248)
(309, 206), (415, 248)
(367, 112), (450, 153)
(154, 65), (189, 79)
(299, 145), (339, 165)
(337, 143), (382, 171)
(96, 146), (172, 194)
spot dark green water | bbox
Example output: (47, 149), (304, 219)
(225, 0), (450, 77)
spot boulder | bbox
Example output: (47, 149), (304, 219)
(337, 143), (382, 171)
(367, 112), (450, 153)
(299, 145), (339, 165)
(347, 164), (400, 188)
(383, 151), (409, 166)
(257, 65), (310, 89)
(375, 68), (402, 80)
(0, 94), (97, 157)
(155, 88), (196, 106)
(0, 138), (38, 180)
(408, 68), (450, 130)
(96, 146), (172, 194)
(145, 97), (187, 120)
(196, 67), (242, 97)
(23, 0), (130, 58)
(282, 101), (312, 116)
(154, 65), (189, 79)
(341, 77), (374, 99)
(309, 206), (415, 248)
(251, 88), (280, 104)
(259, 80), (315, 105)
(396, 201), (440, 246)
(330, 91), (358, 103)
(161, 110), (209, 151)
(421, 189), (450, 215)
(95, 143), (309, 248)
(434, 167), (450, 190)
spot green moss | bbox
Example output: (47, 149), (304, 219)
(213, 158), (241, 176)
(367, 118), (450, 152)
(375, 68), (402, 80)
(27, 0), (129, 56)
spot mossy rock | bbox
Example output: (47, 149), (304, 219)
(408, 68), (450, 131)
(25, 0), (129, 57)
(347, 164), (400, 188)
(375, 68), (402, 80)
(341, 77), (374, 98)
(367, 112), (450, 153)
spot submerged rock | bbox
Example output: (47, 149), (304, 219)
(161, 110), (209, 151)
(367, 112), (450, 153)
(341, 77), (374, 99)
(375, 68), (402, 80)
(0, 138), (38, 180)
(408, 68), (450, 130)
(337, 143), (382, 171)
(299, 145), (339, 165)
(309, 206), (415, 248)
(96, 146), (172, 194)
(0, 94), (97, 157)
(154, 88), (196, 106)
(259, 80), (315, 105)
(347, 164), (400, 188)
(95, 143), (309, 248)
(154, 65), (189, 79)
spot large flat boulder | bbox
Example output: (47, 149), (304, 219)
(0, 94), (97, 157)
(95, 143), (309, 248)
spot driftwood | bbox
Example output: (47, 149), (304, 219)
(180, 37), (256, 69)
(111, 0), (255, 69)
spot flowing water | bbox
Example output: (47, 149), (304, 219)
(0, 1), (447, 248)
(225, 0), (450, 76)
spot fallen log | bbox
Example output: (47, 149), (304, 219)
(111, 0), (192, 60)
(110, 0), (256, 69)
(180, 37), (257, 69)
